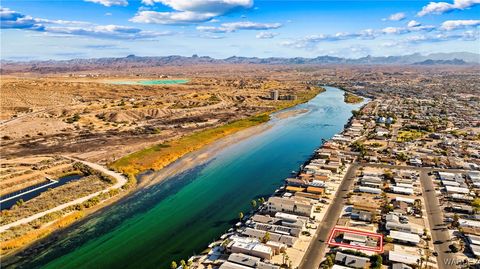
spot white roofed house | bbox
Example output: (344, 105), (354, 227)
(396, 183), (413, 188)
(360, 176), (383, 188)
(274, 212), (307, 228)
(343, 232), (367, 244)
(388, 251), (421, 265)
(362, 175), (382, 183)
(394, 177), (413, 185)
(468, 171), (480, 182)
(332, 134), (351, 144)
(394, 197), (415, 204)
(331, 265), (353, 269)
(442, 180), (461, 187)
(391, 186), (414, 195)
(242, 228), (297, 247)
(266, 196), (315, 218)
(438, 172), (463, 182)
(389, 230), (421, 245)
(219, 261), (254, 269)
(445, 186), (470, 194)
(448, 193), (474, 202)
(467, 234), (480, 257)
(409, 157), (422, 167)
(386, 222), (423, 235)
(228, 236), (273, 260)
(459, 219), (480, 229)
(356, 186), (382, 194)
(447, 204), (474, 214)
(221, 253), (280, 269)
(253, 222), (301, 237)
(351, 208), (373, 222)
(335, 252), (370, 268)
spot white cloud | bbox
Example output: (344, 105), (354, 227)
(1, 7), (171, 40)
(280, 31), (374, 49)
(84, 0), (128, 7)
(406, 20), (436, 31)
(386, 12), (406, 21)
(130, 11), (216, 24)
(141, 0), (252, 13)
(47, 25), (172, 39)
(407, 20), (421, 28)
(380, 41), (401, 47)
(280, 19), (476, 51)
(382, 27), (409, 34)
(133, 0), (253, 24)
(359, 29), (378, 39)
(381, 21), (435, 35)
(418, 0), (480, 16)
(0, 7), (44, 30)
(197, 21), (282, 33)
(256, 32), (278, 39)
(441, 19), (480, 30)
(405, 30), (479, 43)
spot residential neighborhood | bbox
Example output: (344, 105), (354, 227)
(182, 84), (479, 269)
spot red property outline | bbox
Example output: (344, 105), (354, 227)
(327, 227), (384, 253)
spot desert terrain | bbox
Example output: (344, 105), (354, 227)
(1, 68), (319, 165)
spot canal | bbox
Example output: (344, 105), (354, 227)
(4, 86), (366, 269)
(0, 174), (83, 210)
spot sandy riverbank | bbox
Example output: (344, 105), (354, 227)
(273, 108), (309, 119)
(140, 107), (311, 188)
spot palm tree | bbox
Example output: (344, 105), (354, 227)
(170, 261), (178, 269)
(238, 211), (244, 221)
(251, 199), (257, 209)
(262, 232), (270, 243)
(424, 248), (431, 269)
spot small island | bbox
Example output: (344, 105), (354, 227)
(344, 91), (364, 104)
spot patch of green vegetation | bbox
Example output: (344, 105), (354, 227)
(110, 113), (271, 177)
(397, 129), (426, 142)
(65, 113), (80, 124)
(273, 86), (324, 111)
(344, 92), (364, 104)
(472, 198), (480, 211)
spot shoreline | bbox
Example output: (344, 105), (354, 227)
(179, 97), (372, 267)
(0, 106), (308, 260)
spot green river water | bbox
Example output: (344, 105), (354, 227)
(4, 86), (366, 269)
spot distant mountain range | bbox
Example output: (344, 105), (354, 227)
(413, 58), (468, 65)
(1, 52), (478, 73)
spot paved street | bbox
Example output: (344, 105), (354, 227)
(419, 170), (458, 269)
(298, 162), (464, 269)
(299, 163), (360, 269)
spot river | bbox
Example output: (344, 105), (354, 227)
(4, 86), (366, 269)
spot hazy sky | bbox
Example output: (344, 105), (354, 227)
(1, 0), (479, 60)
